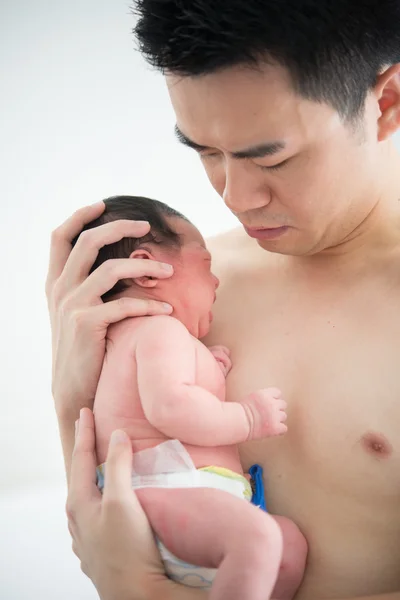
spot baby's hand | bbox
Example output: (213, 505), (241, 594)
(242, 388), (287, 440)
(209, 345), (232, 377)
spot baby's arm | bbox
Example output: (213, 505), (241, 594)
(136, 316), (279, 446)
(208, 345), (232, 377)
(136, 317), (251, 445)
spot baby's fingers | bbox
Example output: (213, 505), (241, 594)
(279, 411), (288, 422)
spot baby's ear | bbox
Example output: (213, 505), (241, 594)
(129, 249), (158, 288)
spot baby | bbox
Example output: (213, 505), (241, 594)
(74, 195), (307, 600)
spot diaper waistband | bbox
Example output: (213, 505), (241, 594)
(96, 463), (252, 501)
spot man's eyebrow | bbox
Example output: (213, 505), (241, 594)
(232, 141), (286, 160)
(174, 125), (285, 159)
(174, 126), (207, 151)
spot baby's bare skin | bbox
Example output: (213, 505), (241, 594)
(94, 315), (305, 600)
(92, 217), (306, 599)
(95, 317), (286, 468)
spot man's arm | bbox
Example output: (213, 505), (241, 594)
(136, 316), (252, 446)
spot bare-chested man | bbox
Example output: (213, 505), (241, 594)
(47, 2), (400, 600)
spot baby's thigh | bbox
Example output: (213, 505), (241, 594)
(270, 515), (308, 600)
(136, 487), (282, 565)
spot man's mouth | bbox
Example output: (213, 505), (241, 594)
(244, 225), (289, 240)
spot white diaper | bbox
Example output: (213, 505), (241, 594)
(96, 440), (252, 589)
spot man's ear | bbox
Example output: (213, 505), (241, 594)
(375, 64), (400, 142)
(129, 248), (159, 288)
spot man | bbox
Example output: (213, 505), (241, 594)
(47, 1), (400, 599)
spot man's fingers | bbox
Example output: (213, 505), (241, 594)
(61, 219), (152, 289)
(69, 298), (173, 337)
(73, 258), (173, 304)
(102, 432), (156, 545)
(102, 430), (144, 513)
(101, 297), (173, 323)
(46, 202), (105, 293)
(67, 408), (101, 521)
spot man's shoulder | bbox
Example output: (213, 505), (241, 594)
(207, 227), (256, 269)
(207, 226), (251, 253)
(206, 226), (273, 278)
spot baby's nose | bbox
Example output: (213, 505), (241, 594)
(213, 275), (220, 289)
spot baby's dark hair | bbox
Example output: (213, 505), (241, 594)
(73, 195), (189, 301)
(133, 0), (400, 123)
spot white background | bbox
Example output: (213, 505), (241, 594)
(1, 1), (399, 599)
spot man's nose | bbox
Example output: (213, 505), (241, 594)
(222, 159), (270, 214)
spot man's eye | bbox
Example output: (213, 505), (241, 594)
(260, 158), (290, 172)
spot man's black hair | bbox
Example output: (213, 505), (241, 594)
(73, 195), (188, 301)
(133, 0), (400, 121)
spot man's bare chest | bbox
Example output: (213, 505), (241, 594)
(208, 280), (400, 501)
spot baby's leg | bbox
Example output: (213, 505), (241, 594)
(136, 487), (283, 600)
(271, 516), (308, 600)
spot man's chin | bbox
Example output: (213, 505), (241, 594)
(255, 234), (310, 257)
(255, 237), (289, 254)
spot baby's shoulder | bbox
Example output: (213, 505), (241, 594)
(136, 315), (188, 335)
(107, 315), (177, 342)
(107, 316), (190, 358)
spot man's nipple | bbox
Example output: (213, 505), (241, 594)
(361, 431), (393, 459)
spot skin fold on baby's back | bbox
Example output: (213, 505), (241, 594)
(94, 316), (243, 474)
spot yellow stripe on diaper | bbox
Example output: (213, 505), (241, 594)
(198, 466), (252, 500)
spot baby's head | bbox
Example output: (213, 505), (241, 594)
(74, 195), (219, 338)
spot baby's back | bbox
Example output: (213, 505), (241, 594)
(94, 318), (165, 463)
(94, 316), (242, 474)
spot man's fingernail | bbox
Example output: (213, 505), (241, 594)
(110, 430), (129, 447)
(162, 303), (173, 313)
(161, 263), (173, 272)
(75, 419), (79, 439)
(91, 200), (104, 208)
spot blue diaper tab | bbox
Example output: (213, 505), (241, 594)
(249, 464), (267, 512)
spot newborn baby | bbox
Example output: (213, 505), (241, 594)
(74, 195), (307, 600)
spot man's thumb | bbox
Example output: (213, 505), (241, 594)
(102, 430), (133, 502)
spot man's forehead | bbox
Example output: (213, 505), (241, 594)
(165, 62), (295, 112)
(166, 69), (303, 151)
(166, 64), (340, 149)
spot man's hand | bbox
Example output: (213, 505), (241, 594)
(208, 346), (232, 377)
(45, 201), (174, 478)
(68, 408), (205, 600)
